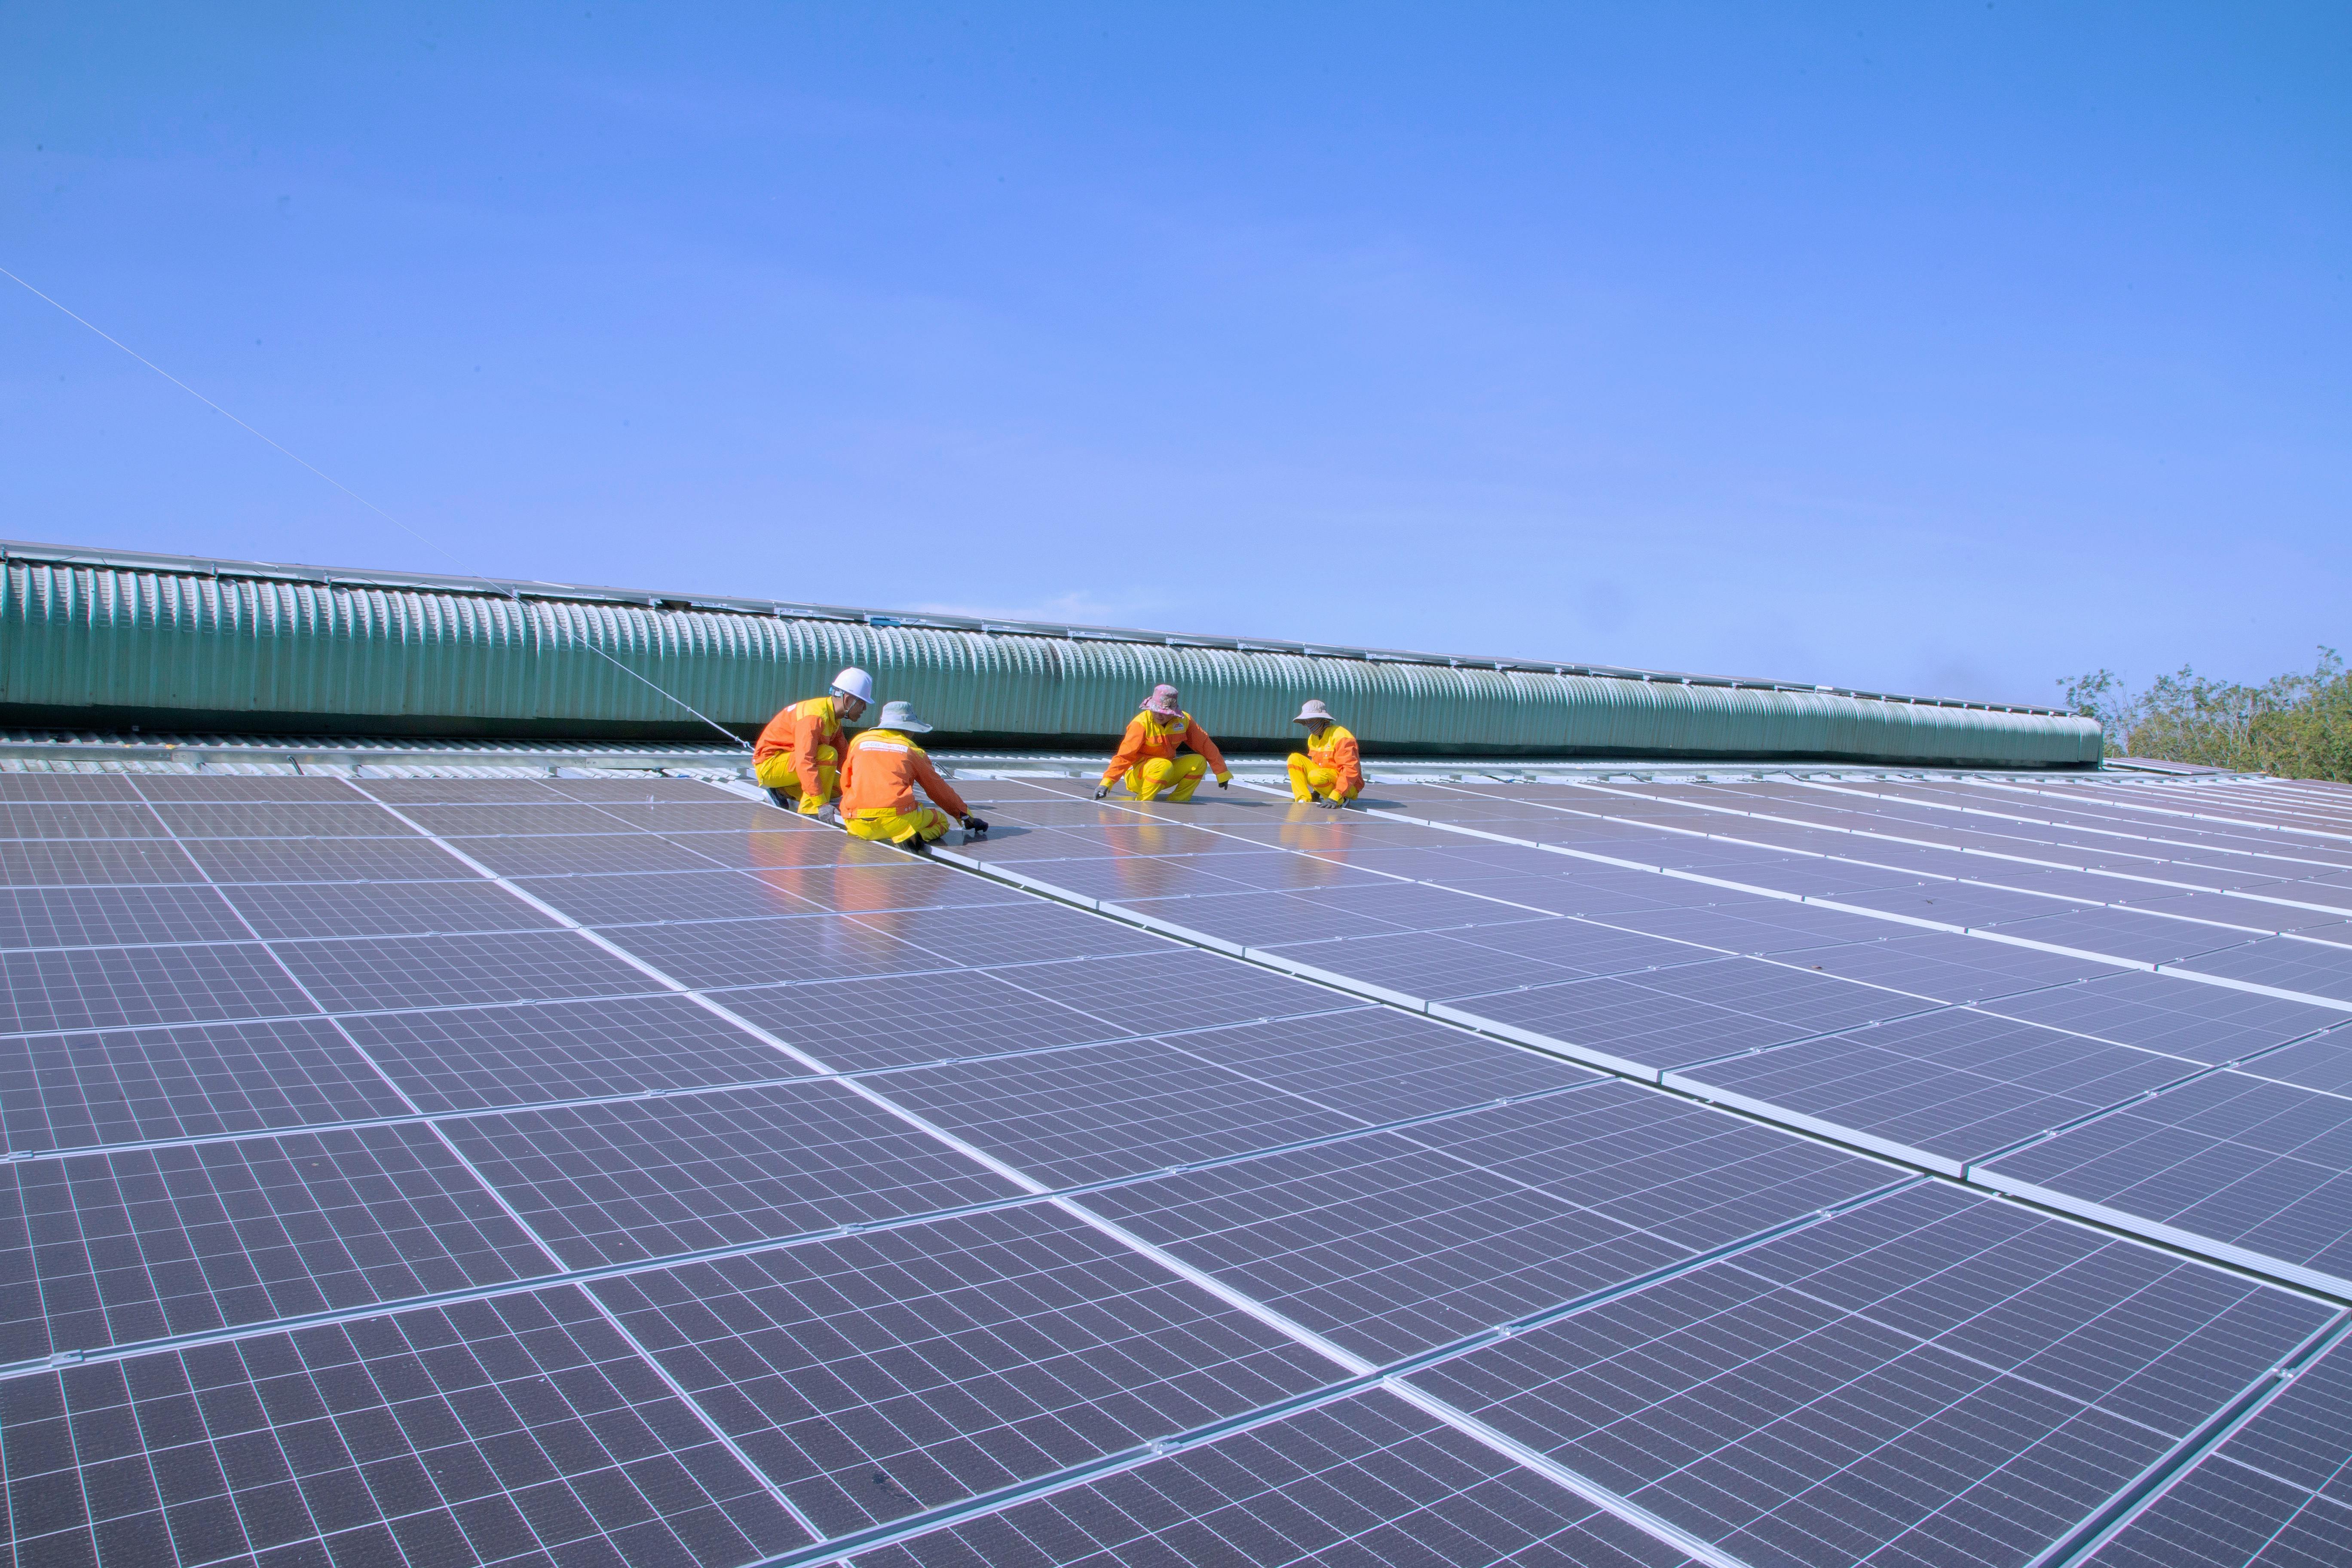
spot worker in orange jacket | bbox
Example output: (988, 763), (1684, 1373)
(1287, 699), (1362, 808)
(753, 667), (873, 817)
(838, 701), (989, 851)
(1094, 685), (1232, 803)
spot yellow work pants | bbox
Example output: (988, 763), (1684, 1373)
(754, 746), (839, 813)
(844, 805), (954, 845)
(1125, 754), (1208, 803)
(1288, 754), (1357, 804)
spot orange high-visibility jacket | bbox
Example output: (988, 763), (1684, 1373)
(1305, 723), (1363, 797)
(1102, 710), (1229, 787)
(840, 729), (971, 819)
(753, 695), (845, 798)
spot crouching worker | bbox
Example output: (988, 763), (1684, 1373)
(1288, 700), (1362, 808)
(1094, 685), (1231, 803)
(753, 667), (873, 818)
(838, 701), (989, 852)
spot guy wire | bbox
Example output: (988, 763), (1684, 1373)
(1, 263), (753, 753)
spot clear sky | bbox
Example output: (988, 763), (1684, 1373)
(5, 4), (2345, 706)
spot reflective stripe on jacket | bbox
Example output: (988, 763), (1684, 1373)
(1102, 710), (1229, 787)
(840, 729), (970, 818)
(1306, 723), (1363, 798)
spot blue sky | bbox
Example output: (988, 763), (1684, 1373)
(5, 4), (2345, 706)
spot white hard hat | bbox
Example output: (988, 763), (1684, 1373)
(831, 667), (875, 704)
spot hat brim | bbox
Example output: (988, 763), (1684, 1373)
(1292, 712), (1329, 724)
(895, 719), (934, 733)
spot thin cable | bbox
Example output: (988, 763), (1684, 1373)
(3, 264), (751, 751)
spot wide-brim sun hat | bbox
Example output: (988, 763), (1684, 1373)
(1292, 700), (1334, 724)
(1144, 683), (1182, 717)
(875, 700), (933, 733)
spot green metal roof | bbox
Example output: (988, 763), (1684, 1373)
(0, 539), (2102, 765)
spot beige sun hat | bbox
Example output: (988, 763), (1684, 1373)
(1292, 700), (1335, 724)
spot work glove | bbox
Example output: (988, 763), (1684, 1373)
(960, 815), (990, 839)
(1215, 775), (1231, 790)
(1093, 785), (1110, 800)
(1318, 796), (1345, 810)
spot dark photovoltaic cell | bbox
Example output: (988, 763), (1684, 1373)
(268, 931), (665, 1013)
(178, 837), (475, 886)
(441, 834), (732, 879)
(1409, 1182), (2332, 1568)
(339, 995), (803, 1113)
(0, 1121), (550, 1361)
(2179, 936), (2352, 1003)
(1085, 1087), (1896, 1366)
(836, 901), (1173, 969)
(714, 966), (1139, 1073)
(0, 837), (211, 886)
(1162, 1011), (1595, 1124)
(2089, 1329), (2352, 1568)
(436, 1080), (1026, 1269)
(0, 1017), (413, 1154)
(1400, 1084), (1901, 1253)
(592, 1203), (1336, 1537)
(1975, 971), (2345, 1063)
(134, 775), (359, 802)
(507, 868), (821, 926)
(1446, 972), (1820, 1071)
(0, 943), (316, 1035)
(873, 1037), (1369, 1189)
(219, 878), (565, 940)
(0, 1286), (807, 1567)
(1671, 1008), (2195, 1168)
(855, 1389), (1695, 1567)
(149, 802), (426, 840)
(1980, 1070), (2352, 1290)
(0, 885), (250, 948)
(967, 948), (1359, 1034)
(2239, 1025), (2352, 1094)
(582, 913), (949, 990)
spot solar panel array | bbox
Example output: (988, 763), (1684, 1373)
(0, 762), (2347, 1566)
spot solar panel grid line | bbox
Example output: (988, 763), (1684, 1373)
(1569, 779), (2352, 945)
(1396, 1184), (2337, 1568)
(408, 1100), (829, 1543)
(0, 1072), (1617, 1396)
(1381, 785), (2352, 1018)
(355, 781), (1764, 1564)
(1964, 779), (2352, 848)
(1437, 783), (2352, 944)
(2030, 1312), (2352, 1568)
(92, 766), (2352, 1561)
(1966, 1167), (2352, 1304)
(1779, 779), (2352, 874)
(1373, 1381), (1757, 1568)
(940, 796), (2282, 1178)
(964, 782), (2038, 1071)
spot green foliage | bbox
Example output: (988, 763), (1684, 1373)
(2057, 649), (2352, 780)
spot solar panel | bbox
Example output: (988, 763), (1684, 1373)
(338, 995), (805, 1112)
(435, 1080), (1027, 1268)
(0, 1017), (412, 1154)
(851, 1389), (1697, 1566)
(2087, 1326), (2352, 1568)
(0, 1120), (550, 1360)
(0, 1286), (808, 1566)
(1408, 1182), (2331, 1568)
(0, 764), (2339, 1566)
(591, 1203), (1336, 1538)
(1978, 1069), (2352, 1294)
